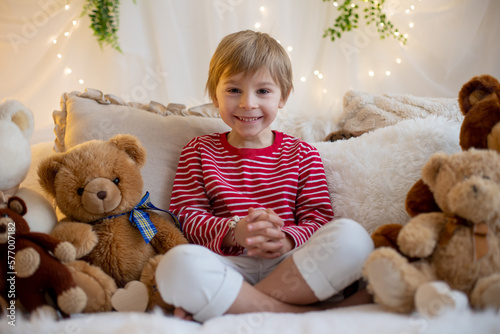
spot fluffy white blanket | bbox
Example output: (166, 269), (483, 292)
(338, 90), (463, 133)
(3, 304), (499, 334)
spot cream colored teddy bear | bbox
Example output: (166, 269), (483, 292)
(363, 149), (500, 317)
(0, 99), (56, 233)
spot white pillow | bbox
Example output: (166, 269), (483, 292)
(312, 115), (461, 233)
(53, 90), (230, 209)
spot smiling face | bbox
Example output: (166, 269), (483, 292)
(213, 67), (287, 148)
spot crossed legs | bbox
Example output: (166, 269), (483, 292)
(156, 218), (374, 322)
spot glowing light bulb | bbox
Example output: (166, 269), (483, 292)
(409, 22), (414, 28)
(385, 71), (391, 76)
(64, 67), (72, 75)
(65, 4), (70, 10)
(333, 2), (338, 7)
(260, 6), (265, 12)
(79, 79), (84, 84)
(314, 70), (320, 75)
(368, 71), (375, 77)
(254, 22), (261, 29)
(396, 58), (402, 64)
(411, 5), (415, 10)
(72, 20), (77, 26)
(52, 39), (57, 44)
(322, 89), (328, 94)
(405, 9), (410, 14)
(64, 32), (70, 37)
(300, 77), (306, 82)
(318, 74), (324, 79)
(57, 53), (62, 59)
(287, 46), (293, 52)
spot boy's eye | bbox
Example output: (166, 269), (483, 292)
(227, 88), (240, 93)
(257, 89), (271, 94)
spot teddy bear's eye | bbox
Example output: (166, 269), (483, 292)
(1, 214), (8, 218)
(113, 177), (120, 185)
(77, 188), (84, 196)
(482, 175), (490, 180)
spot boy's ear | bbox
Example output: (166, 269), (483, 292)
(212, 95), (219, 108)
(279, 91), (291, 108)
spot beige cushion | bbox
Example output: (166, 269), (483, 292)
(53, 89), (230, 209)
(336, 90), (463, 133)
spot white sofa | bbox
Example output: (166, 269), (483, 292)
(6, 89), (500, 334)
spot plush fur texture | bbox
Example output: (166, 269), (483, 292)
(405, 74), (500, 217)
(0, 99), (57, 234)
(0, 197), (86, 318)
(374, 74), (500, 250)
(38, 134), (188, 312)
(363, 149), (500, 314)
(336, 90), (462, 133)
(314, 115), (461, 234)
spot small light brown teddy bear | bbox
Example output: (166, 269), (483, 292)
(38, 134), (188, 312)
(363, 149), (500, 317)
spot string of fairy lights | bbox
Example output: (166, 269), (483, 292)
(251, 1), (419, 96)
(52, 3), (85, 85)
(53, 1), (419, 90)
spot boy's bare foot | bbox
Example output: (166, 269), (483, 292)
(173, 307), (195, 321)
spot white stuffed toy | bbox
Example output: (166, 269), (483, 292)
(0, 99), (56, 233)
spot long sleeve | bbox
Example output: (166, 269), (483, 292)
(281, 147), (334, 248)
(169, 139), (241, 255)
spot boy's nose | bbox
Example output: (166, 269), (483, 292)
(239, 94), (257, 110)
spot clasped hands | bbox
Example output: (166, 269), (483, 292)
(229, 208), (294, 259)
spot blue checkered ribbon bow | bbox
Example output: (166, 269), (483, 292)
(129, 192), (181, 244)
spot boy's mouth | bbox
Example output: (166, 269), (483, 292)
(236, 116), (261, 122)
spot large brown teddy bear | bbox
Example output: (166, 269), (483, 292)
(0, 196), (86, 320)
(38, 134), (188, 312)
(373, 74), (500, 250)
(363, 149), (500, 317)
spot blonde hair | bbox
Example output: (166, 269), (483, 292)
(206, 30), (293, 101)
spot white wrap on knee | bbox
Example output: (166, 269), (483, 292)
(292, 218), (374, 300)
(155, 244), (243, 322)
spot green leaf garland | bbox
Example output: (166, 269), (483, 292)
(323, 0), (407, 45)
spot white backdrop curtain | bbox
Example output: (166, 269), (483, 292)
(1, 0), (499, 143)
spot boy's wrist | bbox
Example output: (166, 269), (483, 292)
(228, 216), (241, 247)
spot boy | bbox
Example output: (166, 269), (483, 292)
(156, 30), (374, 322)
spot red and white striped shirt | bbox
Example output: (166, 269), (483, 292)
(169, 131), (334, 256)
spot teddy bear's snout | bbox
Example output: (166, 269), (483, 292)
(81, 178), (122, 215)
(448, 177), (500, 223)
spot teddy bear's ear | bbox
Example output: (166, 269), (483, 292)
(0, 99), (34, 139)
(8, 196), (27, 216)
(37, 154), (64, 197)
(458, 75), (500, 115)
(109, 134), (147, 167)
(421, 152), (448, 189)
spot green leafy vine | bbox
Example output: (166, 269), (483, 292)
(81, 0), (135, 52)
(323, 0), (407, 45)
